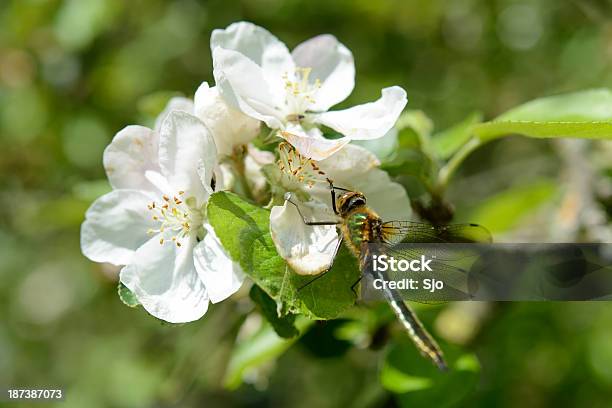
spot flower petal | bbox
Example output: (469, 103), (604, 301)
(312, 86), (407, 140)
(154, 96), (194, 132)
(213, 47), (285, 128)
(270, 200), (339, 276)
(281, 125), (350, 161)
(81, 189), (157, 265)
(193, 226), (244, 303)
(291, 34), (355, 111)
(211, 21), (294, 98)
(158, 111), (217, 203)
(103, 125), (161, 194)
(311, 144), (411, 220)
(194, 81), (261, 156)
(120, 234), (209, 323)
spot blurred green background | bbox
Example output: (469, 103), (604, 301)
(1, 0), (612, 407)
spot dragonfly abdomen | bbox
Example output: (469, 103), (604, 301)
(371, 267), (447, 371)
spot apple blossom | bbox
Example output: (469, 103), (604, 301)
(211, 21), (408, 160)
(81, 110), (243, 323)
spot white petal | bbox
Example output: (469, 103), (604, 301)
(351, 127), (398, 162)
(81, 190), (156, 265)
(312, 86), (407, 140)
(357, 167), (412, 220)
(120, 234), (209, 323)
(103, 125), (161, 194)
(154, 97), (194, 132)
(193, 226), (244, 303)
(312, 144), (411, 220)
(291, 34), (355, 111)
(270, 201), (339, 276)
(158, 111), (217, 203)
(213, 47), (285, 128)
(280, 125), (350, 161)
(210, 21), (294, 98)
(194, 82), (261, 156)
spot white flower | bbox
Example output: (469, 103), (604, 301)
(194, 81), (261, 156)
(81, 110), (243, 323)
(269, 144), (411, 275)
(211, 21), (408, 160)
(154, 84), (261, 158)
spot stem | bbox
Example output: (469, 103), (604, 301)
(436, 137), (481, 193)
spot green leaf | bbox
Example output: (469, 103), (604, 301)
(467, 180), (558, 234)
(473, 89), (612, 142)
(207, 191), (359, 319)
(438, 90), (612, 187)
(396, 110), (434, 140)
(118, 283), (139, 308)
(432, 112), (482, 160)
(224, 317), (313, 389)
(473, 121), (612, 143)
(249, 284), (299, 339)
(380, 339), (480, 408)
(497, 89), (612, 122)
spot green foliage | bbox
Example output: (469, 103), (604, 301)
(474, 121), (612, 142)
(432, 112), (483, 160)
(207, 191), (359, 320)
(249, 285), (299, 339)
(436, 89), (612, 188)
(224, 317), (313, 390)
(474, 89), (612, 142)
(496, 89), (612, 122)
(467, 180), (558, 234)
(4, 2), (612, 407)
(381, 340), (480, 407)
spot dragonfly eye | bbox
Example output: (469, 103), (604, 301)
(350, 196), (366, 207)
(339, 193), (366, 213)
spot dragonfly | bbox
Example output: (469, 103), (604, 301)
(285, 179), (492, 371)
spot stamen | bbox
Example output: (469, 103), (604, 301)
(283, 67), (321, 120)
(276, 141), (328, 188)
(146, 191), (201, 247)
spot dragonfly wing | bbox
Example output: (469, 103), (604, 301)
(381, 220), (493, 244)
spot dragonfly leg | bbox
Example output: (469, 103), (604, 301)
(284, 192), (340, 226)
(298, 237), (343, 291)
(350, 275), (363, 296)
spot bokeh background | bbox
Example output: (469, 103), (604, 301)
(1, 0), (612, 407)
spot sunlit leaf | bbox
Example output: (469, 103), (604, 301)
(474, 89), (612, 142)
(224, 318), (313, 390)
(207, 191), (359, 319)
(496, 89), (612, 122)
(432, 112), (482, 160)
(474, 121), (612, 142)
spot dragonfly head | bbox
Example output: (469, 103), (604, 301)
(336, 191), (367, 216)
